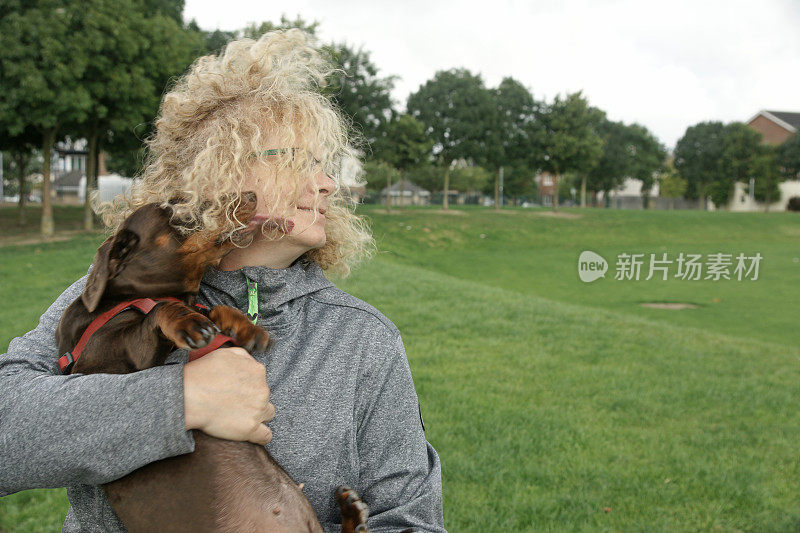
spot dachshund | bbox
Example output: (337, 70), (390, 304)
(55, 192), (369, 532)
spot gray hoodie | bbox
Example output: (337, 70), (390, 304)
(0, 257), (446, 532)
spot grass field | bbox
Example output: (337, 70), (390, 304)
(1, 204), (799, 531)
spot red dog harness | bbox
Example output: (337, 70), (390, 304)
(58, 298), (236, 374)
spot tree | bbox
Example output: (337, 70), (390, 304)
(722, 123), (762, 182)
(777, 133), (800, 181)
(586, 119), (626, 207)
(142, 0), (184, 24)
(69, 0), (200, 229)
(585, 118), (663, 209)
(626, 124), (665, 208)
(674, 121), (727, 210)
(658, 162), (687, 210)
(497, 164), (538, 205)
(407, 69), (502, 209)
(241, 15), (319, 40)
(405, 164), (444, 195)
(449, 165), (492, 196)
(706, 122), (763, 209)
(407, 68), (502, 169)
(186, 15), (319, 57)
(0, 125), (41, 225)
(0, 0), (92, 235)
(362, 159), (400, 211)
(748, 145), (782, 211)
(374, 115), (432, 169)
(324, 43), (396, 150)
(537, 92), (604, 212)
(493, 77), (543, 204)
(371, 114), (433, 209)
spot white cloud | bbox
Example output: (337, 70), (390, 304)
(183, 0), (800, 149)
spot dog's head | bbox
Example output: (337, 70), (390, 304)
(81, 191), (260, 312)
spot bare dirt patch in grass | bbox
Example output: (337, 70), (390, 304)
(426, 209), (467, 215)
(530, 211), (582, 219)
(0, 230), (103, 248)
(640, 302), (698, 310)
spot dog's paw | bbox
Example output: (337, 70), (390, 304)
(178, 315), (220, 349)
(335, 485), (370, 533)
(208, 305), (270, 353)
(157, 303), (220, 349)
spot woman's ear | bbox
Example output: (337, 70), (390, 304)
(80, 230), (140, 312)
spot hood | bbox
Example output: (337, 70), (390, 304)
(198, 256), (334, 332)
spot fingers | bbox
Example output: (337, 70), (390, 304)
(250, 403), (275, 446)
(249, 423), (273, 446)
(263, 401), (276, 423)
(183, 346), (275, 444)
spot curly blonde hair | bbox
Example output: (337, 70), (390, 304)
(98, 29), (375, 278)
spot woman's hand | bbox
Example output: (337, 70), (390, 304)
(183, 347), (275, 446)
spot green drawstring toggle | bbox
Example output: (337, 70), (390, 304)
(245, 276), (258, 324)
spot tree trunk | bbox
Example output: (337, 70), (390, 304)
(670, 197), (675, 210)
(15, 151), (28, 226)
(580, 175), (587, 207)
(699, 184), (707, 210)
(41, 127), (57, 237)
(552, 173), (559, 213)
(442, 166), (450, 211)
(493, 169), (499, 211)
(84, 122), (99, 230)
(385, 172), (392, 214)
(399, 174), (405, 211)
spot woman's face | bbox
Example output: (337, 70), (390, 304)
(219, 133), (336, 270)
(269, 162), (335, 251)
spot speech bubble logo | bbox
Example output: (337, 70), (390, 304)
(578, 251), (608, 282)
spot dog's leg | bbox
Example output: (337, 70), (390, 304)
(152, 301), (220, 350)
(208, 305), (270, 353)
(336, 486), (370, 533)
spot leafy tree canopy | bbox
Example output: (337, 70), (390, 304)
(407, 68), (502, 169)
(778, 133), (800, 181)
(674, 121), (726, 205)
(372, 114), (432, 170)
(324, 43), (397, 149)
(537, 91), (604, 177)
(493, 77), (543, 170)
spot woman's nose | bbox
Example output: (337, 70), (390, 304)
(316, 170), (335, 197)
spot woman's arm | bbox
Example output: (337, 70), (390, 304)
(355, 333), (447, 532)
(0, 276), (194, 495)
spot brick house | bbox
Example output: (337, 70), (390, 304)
(746, 110), (800, 145)
(725, 110), (800, 211)
(535, 172), (556, 206)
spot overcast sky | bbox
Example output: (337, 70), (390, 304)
(184, 0), (800, 150)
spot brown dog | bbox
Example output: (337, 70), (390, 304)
(55, 193), (369, 532)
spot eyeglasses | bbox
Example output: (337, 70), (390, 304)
(253, 148), (337, 180)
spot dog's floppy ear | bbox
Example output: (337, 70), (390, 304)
(82, 239), (112, 312)
(81, 230), (140, 312)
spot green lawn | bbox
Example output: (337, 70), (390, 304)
(1, 205), (799, 532)
(0, 203), (102, 243)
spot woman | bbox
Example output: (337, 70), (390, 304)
(0, 30), (446, 532)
